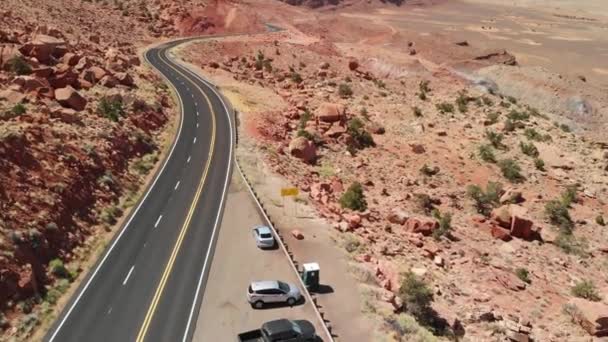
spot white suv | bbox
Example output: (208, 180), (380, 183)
(252, 225), (275, 249)
(247, 280), (302, 309)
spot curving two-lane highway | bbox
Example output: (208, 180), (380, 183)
(45, 39), (234, 342)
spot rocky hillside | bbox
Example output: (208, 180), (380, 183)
(184, 16), (608, 340)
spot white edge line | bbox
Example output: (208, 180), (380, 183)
(175, 55), (234, 342)
(177, 52), (334, 342)
(187, 156), (191, 164)
(48, 48), (186, 342)
(193, 137), (197, 144)
(174, 180), (181, 190)
(122, 266), (135, 285)
(154, 214), (163, 228)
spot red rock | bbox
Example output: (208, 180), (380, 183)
(19, 34), (65, 64)
(0, 46), (22, 70)
(31, 67), (53, 78)
(495, 272), (526, 291)
(12, 76), (49, 93)
(404, 217), (439, 236)
(62, 52), (80, 66)
(324, 123), (346, 138)
(86, 66), (107, 82)
(100, 75), (118, 88)
(490, 225), (512, 241)
(209, 61), (219, 68)
(345, 214), (361, 229)
(491, 205), (533, 239)
(330, 178), (343, 193)
(316, 102), (345, 123)
(288, 136), (316, 164)
(410, 143), (426, 154)
(291, 229), (304, 240)
(511, 215), (533, 240)
(348, 59), (359, 71)
(115, 72), (134, 86)
(49, 70), (78, 88)
(54, 86), (86, 111)
(567, 298), (608, 337)
(388, 208), (408, 225)
(74, 56), (92, 71)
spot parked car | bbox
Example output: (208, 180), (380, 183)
(252, 225), (275, 249)
(237, 319), (316, 342)
(247, 280), (301, 308)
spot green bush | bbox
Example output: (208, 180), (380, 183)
(414, 193), (435, 215)
(503, 119), (516, 132)
(347, 117), (374, 148)
(419, 80), (431, 93)
(596, 215), (606, 226)
(561, 185), (578, 207)
(418, 91), (427, 101)
(482, 96), (494, 106)
(338, 83), (353, 98)
(571, 280), (601, 301)
(339, 182), (367, 211)
(507, 96), (517, 104)
(485, 130), (506, 149)
(498, 159), (524, 183)
(398, 272), (434, 323)
(455, 90), (472, 113)
(534, 158), (545, 171)
(545, 200), (573, 233)
(8, 55), (32, 75)
(478, 144), (496, 163)
(49, 258), (71, 279)
(515, 268), (531, 284)
(98, 98), (125, 122)
(435, 102), (454, 114)
(520, 141), (539, 157)
(524, 128), (552, 142)
(555, 233), (588, 256)
(432, 210), (452, 240)
(298, 109), (311, 129)
(467, 182), (502, 216)
(507, 109), (529, 122)
(12, 103), (26, 116)
(560, 124), (571, 133)
(290, 71), (302, 83)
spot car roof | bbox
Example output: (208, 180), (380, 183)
(262, 319), (294, 336)
(254, 225), (272, 234)
(251, 280), (280, 291)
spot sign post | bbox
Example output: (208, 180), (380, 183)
(280, 187), (299, 216)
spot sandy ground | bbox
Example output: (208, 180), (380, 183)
(192, 174), (328, 341)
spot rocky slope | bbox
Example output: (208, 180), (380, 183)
(183, 7), (608, 341)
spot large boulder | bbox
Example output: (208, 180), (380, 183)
(567, 298), (608, 337)
(404, 217), (439, 236)
(288, 136), (316, 164)
(315, 103), (345, 123)
(19, 34), (65, 64)
(491, 204), (533, 240)
(83, 66), (107, 83)
(388, 209), (408, 225)
(54, 86), (86, 111)
(12, 76), (49, 93)
(115, 72), (134, 87)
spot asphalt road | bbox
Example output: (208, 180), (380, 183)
(45, 39), (234, 342)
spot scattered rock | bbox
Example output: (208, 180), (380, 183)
(291, 229), (304, 240)
(288, 136), (316, 164)
(315, 102), (345, 123)
(54, 86), (86, 111)
(387, 209), (408, 225)
(567, 298), (608, 337)
(348, 59), (359, 71)
(404, 217), (439, 237)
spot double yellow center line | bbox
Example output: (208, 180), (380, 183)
(136, 47), (218, 342)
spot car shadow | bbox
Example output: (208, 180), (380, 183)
(259, 243), (279, 251)
(311, 284), (334, 295)
(251, 296), (306, 310)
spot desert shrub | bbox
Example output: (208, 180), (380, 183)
(419, 80), (431, 93)
(507, 96), (517, 104)
(432, 210), (452, 240)
(412, 106), (422, 117)
(98, 98), (125, 122)
(49, 258), (71, 279)
(534, 158), (545, 171)
(398, 272), (434, 323)
(99, 204), (121, 225)
(12, 103), (26, 116)
(298, 109), (311, 129)
(132, 153), (157, 174)
(374, 79), (386, 89)
(467, 181), (502, 216)
(360, 107), (369, 120)
(485, 112), (500, 125)
(420, 164), (440, 177)
(478, 144), (496, 163)
(545, 200), (573, 233)
(560, 124), (571, 133)
(455, 90), (472, 113)
(8, 55), (32, 75)
(435, 102), (454, 114)
(555, 233), (588, 256)
(520, 141), (539, 157)
(498, 159), (524, 183)
(297, 129), (314, 140)
(571, 280), (601, 301)
(339, 182), (367, 211)
(290, 71), (302, 83)
(524, 128), (551, 142)
(418, 91), (427, 101)
(515, 268), (531, 284)
(596, 215), (606, 226)
(347, 117), (374, 148)
(507, 109), (529, 122)
(503, 119), (516, 132)
(499, 101), (511, 108)
(338, 83), (353, 98)
(485, 130), (506, 149)
(561, 185), (578, 207)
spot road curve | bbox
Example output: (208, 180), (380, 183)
(45, 39), (234, 342)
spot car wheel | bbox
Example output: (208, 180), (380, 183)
(287, 297), (296, 306)
(254, 301), (264, 309)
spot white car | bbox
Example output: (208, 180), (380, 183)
(252, 225), (275, 249)
(247, 280), (302, 308)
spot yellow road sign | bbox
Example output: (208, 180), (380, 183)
(281, 187), (299, 197)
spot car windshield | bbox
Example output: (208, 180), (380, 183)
(290, 321), (302, 335)
(277, 281), (290, 293)
(260, 233), (272, 238)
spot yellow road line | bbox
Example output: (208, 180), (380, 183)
(136, 47), (218, 342)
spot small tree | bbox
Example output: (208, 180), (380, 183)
(432, 210), (452, 240)
(561, 185), (578, 207)
(347, 117), (374, 148)
(545, 200), (574, 234)
(339, 182), (367, 211)
(467, 181), (502, 216)
(398, 272), (434, 324)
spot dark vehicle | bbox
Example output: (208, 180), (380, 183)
(237, 319), (316, 342)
